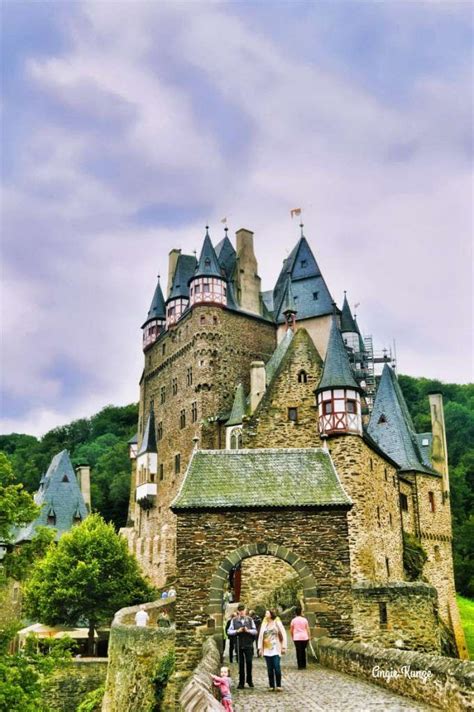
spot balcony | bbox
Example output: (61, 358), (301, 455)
(136, 482), (157, 502)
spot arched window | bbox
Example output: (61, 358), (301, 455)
(298, 370), (308, 384)
(230, 428), (242, 450)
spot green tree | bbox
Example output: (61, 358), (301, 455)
(0, 452), (38, 542)
(25, 514), (153, 654)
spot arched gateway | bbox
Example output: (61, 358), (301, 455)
(171, 448), (354, 677)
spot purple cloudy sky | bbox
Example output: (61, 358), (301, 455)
(1, 1), (472, 436)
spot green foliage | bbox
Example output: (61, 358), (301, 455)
(152, 650), (175, 711)
(3, 526), (55, 582)
(0, 630), (72, 712)
(402, 531), (428, 581)
(0, 452), (38, 542)
(0, 403), (138, 529)
(264, 574), (301, 612)
(398, 375), (474, 597)
(457, 595), (474, 660)
(24, 514), (153, 653)
(76, 685), (105, 712)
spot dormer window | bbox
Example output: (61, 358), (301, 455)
(300, 260), (307, 268)
(204, 258), (211, 268)
(313, 291), (319, 300)
(378, 414), (387, 424)
(47, 510), (56, 526)
(62, 475), (69, 483)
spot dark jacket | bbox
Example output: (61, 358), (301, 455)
(228, 615), (257, 650)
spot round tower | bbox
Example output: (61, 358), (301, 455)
(142, 276), (166, 350)
(189, 228), (227, 307)
(316, 313), (363, 436)
(165, 253), (197, 328)
(340, 292), (359, 353)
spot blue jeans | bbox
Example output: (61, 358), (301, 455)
(264, 655), (281, 688)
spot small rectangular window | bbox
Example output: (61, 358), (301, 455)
(180, 409), (186, 429)
(187, 367), (193, 386)
(300, 259), (307, 268)
(377, 506), (381, 527)
(159, 464), (164, 481)
(323, 401), (333, 415)
(313, 291), (319, 300)
(192, 401), (198, 423)
(400, 493), (408, 512)
(288, 407), (298, 423)
(379, 601), (388, 627)
(157, 422), (163, 441)
(160, 386), (166, 404)
(429, 491), (435, 513)
(385, 557), (390, 578)
(346, 399), (357, 414)
(174, 454), (181, 474)
(172, 378), (178, 395)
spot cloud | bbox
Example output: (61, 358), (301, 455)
(1, 1), (472, 436)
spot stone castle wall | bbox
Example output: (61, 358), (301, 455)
(239, 555), (296, 608)
(43, 659), (108, 712)
(328, 435), (404, 586)
(314, 637), (474, 712)
(243, 328), (324, 450)
(174, 507), (354, 677)
(126, 305), (276, 585)
(352, 582), (440, 653)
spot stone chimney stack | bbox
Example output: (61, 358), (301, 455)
(428, 393), (449, 494)
(235, 228), (261, 315)
(76, 465), (91, 513)
(167, 249), (181, 298)
(250, 361), (266, 413)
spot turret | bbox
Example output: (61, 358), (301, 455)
(165, 253), (197, 327)
(136, 409), (158, 504)
(225, 383), (246, 448)
(142, 276), (166, 350)
(316, 313), (363, 436)
(281, 277), (297, 332)
(340, 292), (359, 352)
(189, 228), (227, 307)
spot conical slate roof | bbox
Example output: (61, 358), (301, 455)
(354, 315), (366, 353)
(215, 233), (236, 280)
(340, 294), (357, 333)
(15, 450), (88, 543)
(193, 231), (223, 279)
(142, 277), (165, 328)
(317, 315), (360, 391)
(168, 254), (197, 301)
(367, 365), (435, 474)
(138, 409), (157, 456)
(226, 383), (247, 426)
(273, 236), (334, 323)
(282, 278), (297, 315)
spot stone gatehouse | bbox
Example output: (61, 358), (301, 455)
(171, 448), (354, 674)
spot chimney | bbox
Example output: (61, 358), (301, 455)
(428, 393), (449, 494)
(235, 229), (261, 314)
(250, 361), (266, 413)
(76, 465), (91, 512)
(167, 249), (181, 297)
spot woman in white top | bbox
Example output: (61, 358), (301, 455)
(257, 609), (287, 691)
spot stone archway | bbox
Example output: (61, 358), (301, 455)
(208, 541), (321, 631)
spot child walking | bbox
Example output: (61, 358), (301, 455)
(211, 666), (234, 711)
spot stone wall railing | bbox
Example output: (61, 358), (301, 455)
(179, 636), (223, 711)
(102, 598), (176, 712)
(314, 637), (474, 711)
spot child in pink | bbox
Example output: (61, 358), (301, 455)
(211, 666), (233, 711)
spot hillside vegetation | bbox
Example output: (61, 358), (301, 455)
(0, 376), (472, 596)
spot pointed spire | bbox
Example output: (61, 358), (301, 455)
(368, 364), (431, 473)
(282, 278), (297, 315)
(138, 408), (157, 456)
(142, 276), (166, 328)
(227, 383), (247, 426)
(340, 292), (357, 333)
(317, 315), (360, 391)
(194, 229), (222, 279)
(299, 222), (304, 238)
(354, 314), (366, 353)
(168, 254), (198, 301)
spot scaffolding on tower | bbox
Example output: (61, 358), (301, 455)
(346, 334), (394, 413)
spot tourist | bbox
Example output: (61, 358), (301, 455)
(225, 612), (238, 663)
(161, 590), (168, 599)
(227, 604), (257, 688)
(157, 609), (171, 628)
(290, 605), (311, 669)
(167, 586), (176, 598)
(135, 605), (149, 627)
(258, 609), (287, 691)
(211, 666), (234, 711)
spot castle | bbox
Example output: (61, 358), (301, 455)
(120, 225), (468, 659)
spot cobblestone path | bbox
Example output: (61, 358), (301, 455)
(228, 642), (435, 712)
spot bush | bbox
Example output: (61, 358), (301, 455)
(77, 685), (105, 712)
(152, 649), (175, 711)
(403, 531), (428, 581)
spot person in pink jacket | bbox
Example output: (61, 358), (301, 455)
(211, 666), (233, 711)
(257, 609), (287, 691)
(290, 605), (311, 669)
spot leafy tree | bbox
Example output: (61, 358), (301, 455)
(0, 453), (38, 542)
(3, 527), (55, 582)
(0, 625), (72, 712)
(25, 514), (153, 654)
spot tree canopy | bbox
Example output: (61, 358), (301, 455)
(24, 514), (153, 653)
(0, 452), (38, 542)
